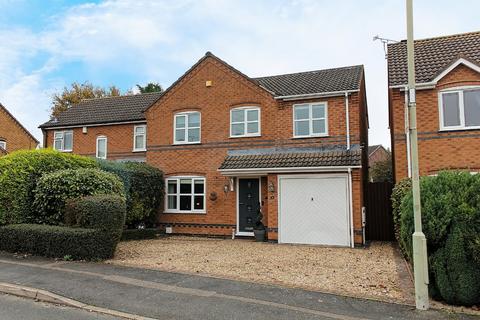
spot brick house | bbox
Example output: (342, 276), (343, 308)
(388, 31), (480, 182)
(40, 52), (369, 247)
(0, 103), (39, 154)
(368, 145), (389, 167)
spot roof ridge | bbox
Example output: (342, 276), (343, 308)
(80, 91), (162, 103)
(253, 65), (363, 79)
(389, 30), (480, 46)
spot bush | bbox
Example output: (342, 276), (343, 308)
(0, 149), (97, 225)
(121, 228), (160, 241)
(391, 178), (411, 254)
(33, 168), (125, 225)
(399, 171), (480, 305)
(98, 160), (164, 226)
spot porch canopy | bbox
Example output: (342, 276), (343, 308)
(218, 145), (362, 176)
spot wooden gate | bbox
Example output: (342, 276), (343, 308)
(366, 182), (395, 241)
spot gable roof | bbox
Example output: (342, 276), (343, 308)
(387, 31), (480, 87)
(0, 103), (39, 144)
(39, 92), (163, 129)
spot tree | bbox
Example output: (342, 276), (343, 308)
(136, 82), (163, 94)
(50, 82), (122, 118)
(369, 154), (393, 183)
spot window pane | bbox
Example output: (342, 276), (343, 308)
(231, 109), (244, 122)
(188, 112), (200, 127)
(176, 115), (186, 128)
(167, 195), (177, 209)
(294, 106), (309, 120)
(312, 105), (325, 118)
(464, 90), (480, 127)
(64, 132), (73, 150)
(442, 92), (460, 127)
(54, 132), (63, 139)
(295, 120), (310, 136)
(180, 195), (192, 210)
(247, 122), (259, 134)
(135, 135), (145, 149)
(0, 141), (5, 150)
(135, 126), (145, 134)
(194, 196), (204, 210)
(167, 181), (177, 194)
(188, 128), (200, 142)
(247, 109), (258, 121)
(194, 180), (204, 194)
(97, 139), (106, 158)
(180, 179), (192, 193)
(231, 123), (244, 136)
(312, 119), (326, 134)
(54, 139), (62, 150)
(175, 129), (185, 142)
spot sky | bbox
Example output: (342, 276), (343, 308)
(0, 0), (479, 146)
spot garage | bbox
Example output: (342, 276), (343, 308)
(278, 174), (351, 247)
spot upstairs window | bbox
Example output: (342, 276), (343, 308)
(0, 140), (5, 151)
(53, 130), (73, 151)
(96, 136), (107, 159)
(293, 103), (328, 137)
(133, 125), (146, 151)
(174, 112), (201, 144)
(230, 107), (260, 137)
(440, 88), (480, 130)
(165, 177), (205, 213)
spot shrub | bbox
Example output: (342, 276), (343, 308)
(399, 171), (480, 305)
(391, 178), (411, 254)
(0, 149), (97, 225)
(33, 168), (125, 225)
(98, 160), (164, 226)
(121, 228), (160, 241)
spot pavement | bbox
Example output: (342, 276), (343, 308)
(0, 252), (475, 320)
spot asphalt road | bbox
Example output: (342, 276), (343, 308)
(0, 293), (119, 320)
(0, 252), (476, 320)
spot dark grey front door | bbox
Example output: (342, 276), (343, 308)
(238, 178), (260, 233)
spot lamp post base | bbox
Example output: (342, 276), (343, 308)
(412, 231), (429, 310)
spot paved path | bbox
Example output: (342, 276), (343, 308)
(0, 253), (474, 320)
(0, 293), (119, 320)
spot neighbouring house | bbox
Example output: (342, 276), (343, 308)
(0, 103), (39, 154)
(388, 31), (480, 182)
(40, 52), (369, 247)
(39, 93), (162, 162)
(368, 145), (389, 168)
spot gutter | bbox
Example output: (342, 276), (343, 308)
(274, 89), (359, 101)
(390, 82), (435, 90)
(40, 120), (147, 130)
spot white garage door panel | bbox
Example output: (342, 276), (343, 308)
(279, 176), (350, 246)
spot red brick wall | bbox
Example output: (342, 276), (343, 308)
(390, 64), (480, 181)
(369, 147), (389, 167)
(145, 56), (366, 245)
(0, 107), (38, 153)
(44, 123), (147, 160)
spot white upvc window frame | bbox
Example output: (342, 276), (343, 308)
(173, 111), (201, 144)
(0, 140), (6, 151)
(230, 106), (261, 138)
(96, 135), (108, 159)
(293, 102), (329, 138)
(53, 130), (73, 152)
(165, 176), (206, 214)
(133, 125), (147, 152)
(439, 86), (480, 131)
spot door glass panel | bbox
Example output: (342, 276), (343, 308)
(464, 89), (480, 127)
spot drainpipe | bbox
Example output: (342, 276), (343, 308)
(348, 168), (354, 248)
(405, 89), (412, 178)
(345, 92), (350, 150)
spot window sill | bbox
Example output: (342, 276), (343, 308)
(55, 149), (73, 153)
(163, 210), (206, 214)
(172, 142), (201, 146)
(292, 134), (329, 139)
(229, 134), (261, 139)
(439, 127), (480, 133)
(132, 149), (147, 152)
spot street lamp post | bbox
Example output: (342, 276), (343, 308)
(406, 0), (429, 310)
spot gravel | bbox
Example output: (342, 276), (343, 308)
(108, 237), (413, 304)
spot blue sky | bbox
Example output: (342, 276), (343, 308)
(1, 0), (480, 146)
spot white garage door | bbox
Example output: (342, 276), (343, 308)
(279, 175), (351, 246)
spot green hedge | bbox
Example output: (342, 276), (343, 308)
(121, 228), (160, 241)
(0, 149), (97, 225)
(98, 160), (164, 226)
(391, 178), (411, 255)
(33, 168), (124, 225)
(399, 171), (480, 306)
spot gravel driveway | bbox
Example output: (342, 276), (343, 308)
(108, 236), (414, 304)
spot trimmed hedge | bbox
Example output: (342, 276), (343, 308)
(0, 149), (97, 225)
(391, 178), (411, 256)
(98, 160), (164, 226)
(399, 171), (480, 306)
(33, 168), (124, 225)
(121, 228), (160, 241)
(0, 195), (127, 260)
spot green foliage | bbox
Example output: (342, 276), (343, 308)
(121, 228), (160, 241)
(0, 149), (97, 225)
(33, 168), (124, 225)
(391, 178), (411, 254)
(369, 156), (393, 183)
(398, 171), (480, 306)
(98, 160), (164, 226)
(136, 82), (163, 93)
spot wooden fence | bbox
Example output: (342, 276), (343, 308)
(366, 182), (395, 241)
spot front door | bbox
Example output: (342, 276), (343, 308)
(238, 178), (260, 234)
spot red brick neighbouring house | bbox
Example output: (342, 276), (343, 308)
(40, 52), (369, 247)
(388, 31), (480, 182)
(0, 103), (39, 154)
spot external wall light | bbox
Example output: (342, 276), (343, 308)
(268, 181), (275, 193)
